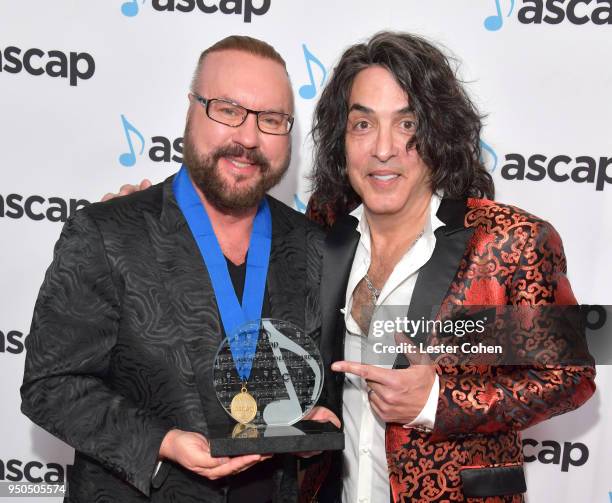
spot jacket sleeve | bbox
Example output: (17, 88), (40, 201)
(20, 209), (171, 496)
(431, 221), (596, 440)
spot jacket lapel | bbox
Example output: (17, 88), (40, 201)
(401, 198), (474, 363)
(146, 176), (225, 433)
(320, 215), (360, 375)
(265, 197), (306, 330)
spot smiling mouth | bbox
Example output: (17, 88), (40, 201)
(222, 156), (260, 171)
(228, 158), (254, 168)
(369, 173), (399, 181)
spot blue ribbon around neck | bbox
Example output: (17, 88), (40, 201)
(173, 165), (272, 381)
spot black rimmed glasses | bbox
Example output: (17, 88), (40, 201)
(191, 93), (294, 135)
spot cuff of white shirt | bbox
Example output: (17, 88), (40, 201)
(403, 374), (439, 431)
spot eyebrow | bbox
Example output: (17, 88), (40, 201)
(216, 95), (291, 115)
(348, 103), (414, 115)
(217, 95), (240, 105)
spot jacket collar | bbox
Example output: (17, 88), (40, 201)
(319, 197), (473, 368)
(435, 197), (469, 235)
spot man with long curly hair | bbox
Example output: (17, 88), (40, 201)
(305, 31), (595, 503)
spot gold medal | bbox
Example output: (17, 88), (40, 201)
(230, 384), (258, 424)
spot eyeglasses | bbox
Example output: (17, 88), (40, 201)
(191, 93), (294, 135)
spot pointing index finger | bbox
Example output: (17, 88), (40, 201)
(331, 360), (392, 385)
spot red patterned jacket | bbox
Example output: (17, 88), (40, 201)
(302, 197), (596, 503)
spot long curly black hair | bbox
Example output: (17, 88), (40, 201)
(309, 31), (494, 221)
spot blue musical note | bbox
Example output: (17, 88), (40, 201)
(119, 115), (145, 167)
(507, 0), (516, 16)
(298, 44), (327, 100)
(484, 0), (515, 31)
(480, 139), (498, 173)
(293, 194), (306, 213)
(121, 0), (144, 17)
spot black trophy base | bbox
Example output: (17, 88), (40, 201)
(208, 420), (344, 457)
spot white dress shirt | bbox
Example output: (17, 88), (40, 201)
(341, 194), (444, 503)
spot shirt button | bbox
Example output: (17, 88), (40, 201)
(360, 448), (369, 455)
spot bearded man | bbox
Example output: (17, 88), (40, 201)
(21, 35), (337, 503)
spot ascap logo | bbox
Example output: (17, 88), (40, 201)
(120, 0), (271, 23)
(500, 153), (612, 190)
(0, 330), (24, 355)
(0, 194), (89, 222)
(0, 459), (65, 483)
(477, 141), (611, 190)
(523, 438), (589, 471)
(118, 115), (183, 166)
(484, 0), (612, 31)
(0, 45), (95, 86)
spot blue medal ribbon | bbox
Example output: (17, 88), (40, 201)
(173, 165), (271, 381)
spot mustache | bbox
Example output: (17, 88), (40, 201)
(212, 144), (270, 171)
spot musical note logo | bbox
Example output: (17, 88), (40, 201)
(119, 115), (145, 167)
(480, 139), (498, 173)
(261, 320), (322, 425)
(121, 0), (144, 17)
(293, 194), (306, 213)
(298, 44), (327, 100)
(484, 0), (515, 31)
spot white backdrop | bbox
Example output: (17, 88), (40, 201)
(1, 1), (611, 501)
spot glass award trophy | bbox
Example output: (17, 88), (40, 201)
(208, 318), (344, 456)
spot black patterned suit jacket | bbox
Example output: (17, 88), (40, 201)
(21, 175), (324, 502)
